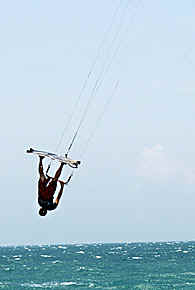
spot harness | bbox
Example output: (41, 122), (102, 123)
(38, 198), (57, 211)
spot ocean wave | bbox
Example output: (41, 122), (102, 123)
(21, 281), (78, 288)
(40, 255), (52, 258)
(76, 251), (85, 254)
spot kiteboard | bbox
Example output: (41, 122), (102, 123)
(26, 148), (81, 168)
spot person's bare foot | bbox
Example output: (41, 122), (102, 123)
(27, 148), (33, 153)
(39, 155), (45, 160)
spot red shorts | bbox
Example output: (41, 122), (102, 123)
(39, 179), (57, 200)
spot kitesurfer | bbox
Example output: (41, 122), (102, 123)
(38, 156), (73, 216)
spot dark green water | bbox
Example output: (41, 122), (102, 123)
(0, 242), (195, 289)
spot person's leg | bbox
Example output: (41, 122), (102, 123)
(59, 172), (73, 185)
(46, 180), (57, 199)
(44, 163), (64, 199)
(45, 175), (52, 185)
(38, 156), (46, 182)
(53, 163), (64, 181)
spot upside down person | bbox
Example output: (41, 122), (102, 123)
(37, 156), (73, 216)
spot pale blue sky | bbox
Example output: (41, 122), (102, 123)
(0, 0), (195, 245)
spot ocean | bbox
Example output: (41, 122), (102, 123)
(0, 241), (195, 289)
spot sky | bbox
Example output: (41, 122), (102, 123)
(0, 0), (195, 246)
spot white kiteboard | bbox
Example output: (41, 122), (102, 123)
(26, 148), (81, 168)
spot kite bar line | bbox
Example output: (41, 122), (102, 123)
(39, 0), (141, 173)
(45, 1), (126, 174)
(65, 0), (132, 156)
(55, 0), (125, 155)
(65, 77), (100, 156)
(80, 80), (119, 158)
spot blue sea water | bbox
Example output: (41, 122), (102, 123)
(0, 242), (195, 289)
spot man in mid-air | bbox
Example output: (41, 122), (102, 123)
(37, 156), (73, 216)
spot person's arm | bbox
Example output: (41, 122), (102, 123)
(64, 172), (73, 185)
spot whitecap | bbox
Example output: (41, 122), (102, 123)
(60, 282), (77, 286)
(0, 282), (9, 285)
(77, 266), (85, 270)
(21, 282), (58, 288)
(40, 255), (52, 258)
(115, 246), (122, 250)
(132, 256), (142, 260)
(22, 281), (79, 288)
(21, 283), (43, 288)
(95, 256), (101, 259)
(182, 272), (195, 276)
(76, 251), (85, 254)
(52, 260), (60, 264)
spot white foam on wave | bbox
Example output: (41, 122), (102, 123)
(186, 282), (195, 286)
(40, 255), (52, 258)
(52, 260), (60, 264)
(0, 282), (9, 285)
(21, 283), (44, 288)
(21, 281), (78, 288)
(132, 256), (142, 260)
(181, 272), (195, 276)
(60, 282), (77, 286)
(77, 266), (85, 271)
(76, 251), (85, 254)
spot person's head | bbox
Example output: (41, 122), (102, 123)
(39, 208), (47, 216)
